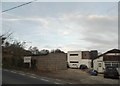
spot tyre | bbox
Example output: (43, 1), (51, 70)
(104, 75), (107, 78)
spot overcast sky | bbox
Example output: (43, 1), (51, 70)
(2, 1), (118, 53)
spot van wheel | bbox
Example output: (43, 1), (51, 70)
(104, 75), (107, 78)
(79, 65), (81, 69)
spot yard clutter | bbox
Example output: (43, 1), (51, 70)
(88, 69), (98, 76)
(35, 68), (118, 84)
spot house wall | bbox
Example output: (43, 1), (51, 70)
(34, 53), (67, 71)
(103, 55), (120, 61)
(93, 52), (120, 73)
(106, 53), (120, 55)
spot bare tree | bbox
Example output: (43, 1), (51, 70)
(40, 49), (49, 55)
(0, 32), (12, 44)
(51, 49), (64, 53)
(28, 46), (39, 55)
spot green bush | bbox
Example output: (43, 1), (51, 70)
(2, 57), (37, 70)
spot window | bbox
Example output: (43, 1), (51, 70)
(112, 63), (118, 68)
(105, 63), (111, 67)
(70, 61), (79, 63)
(98, 63), (102, 67)
(111, 62), (119, 68)
(70, 54), (78, 56)
(105, 62), (119, 68)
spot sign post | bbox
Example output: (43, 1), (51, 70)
(24, 56), (31, 68)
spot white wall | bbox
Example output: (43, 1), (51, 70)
(67, 51), (82, 68)
(80, 59), (91, 68)
(93, 56), (105, 72)
(106, 53), (120, 55)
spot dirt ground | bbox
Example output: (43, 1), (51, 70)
(34, 68), (119, 84)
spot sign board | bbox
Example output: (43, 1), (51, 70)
(24, 56), (31, 63)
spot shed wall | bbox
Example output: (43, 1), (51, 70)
(34, 53), (67, 71)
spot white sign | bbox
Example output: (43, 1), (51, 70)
(24, 56), (31, 63)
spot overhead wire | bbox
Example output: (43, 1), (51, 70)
(2, 0), (37, 13)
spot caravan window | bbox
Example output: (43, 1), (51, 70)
(70, 61), (79, 63)
(70, 54), (78, 56)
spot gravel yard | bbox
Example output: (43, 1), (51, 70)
(35, 68), (119, 84)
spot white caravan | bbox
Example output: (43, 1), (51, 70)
(67, 51), (91, 68)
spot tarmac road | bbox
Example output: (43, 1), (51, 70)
(2, 69), (58, 85)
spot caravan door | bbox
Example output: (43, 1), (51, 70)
(97, 62), (103, 73)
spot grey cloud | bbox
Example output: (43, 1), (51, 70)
(60, 13), (118, 52)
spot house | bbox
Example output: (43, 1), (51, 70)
(93, 49), (120, 73)
(67, 51), (91, 68)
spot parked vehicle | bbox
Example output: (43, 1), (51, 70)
(67, 51), (91, 69)
(79, 64), (88, 70)
(89, 69), (98, 76)
(104, 66), (119, 79)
